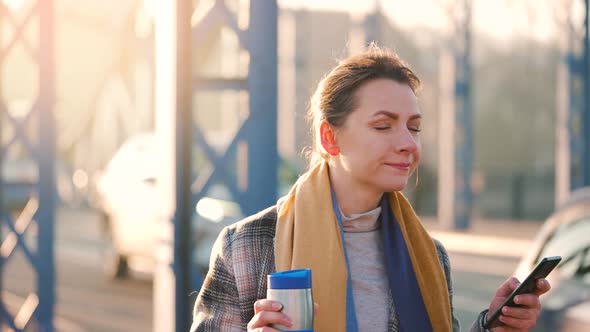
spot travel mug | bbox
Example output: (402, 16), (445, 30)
(267, 268), (314, 331)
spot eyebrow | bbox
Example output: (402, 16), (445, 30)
(373, 110), (422, 120)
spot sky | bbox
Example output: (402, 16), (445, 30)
(278, 0), (579, 44)
(1, 0), (579, 43)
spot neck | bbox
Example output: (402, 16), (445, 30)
(328, 161), (383, 216)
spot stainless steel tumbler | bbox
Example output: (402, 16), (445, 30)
(267, 269), (314, 332)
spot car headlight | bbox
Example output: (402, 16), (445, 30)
(195, 197), (224, 223)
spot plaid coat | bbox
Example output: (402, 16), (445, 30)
(191, 206), (489, 332)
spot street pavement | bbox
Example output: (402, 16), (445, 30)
(2, 207), (542, 331)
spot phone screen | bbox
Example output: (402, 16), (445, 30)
(483, 256), (562, 329)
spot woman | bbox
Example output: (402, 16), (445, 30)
(191, 45), (550, 332)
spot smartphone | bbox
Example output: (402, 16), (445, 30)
(483, 256), (562, 329)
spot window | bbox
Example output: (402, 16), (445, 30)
(537, 216), (590, 282)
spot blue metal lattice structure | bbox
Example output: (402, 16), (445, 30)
(0, 0), (56, 331)
(568, 0), (590, 190)
(169, 0), (278, 330)
(190, 0), (278, 216)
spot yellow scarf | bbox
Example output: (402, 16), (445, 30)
(275, 161), (452, 331)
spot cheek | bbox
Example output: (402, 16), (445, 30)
(369, 143), (390, 165)
(412, 141), (422, 167)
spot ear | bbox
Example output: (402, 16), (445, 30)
(320, 120), (340, 156)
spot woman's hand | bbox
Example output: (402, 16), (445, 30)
(247, 299), (292, 332)
(486, 277), (551, 331)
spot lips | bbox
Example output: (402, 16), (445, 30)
(386, 162), (411, 171)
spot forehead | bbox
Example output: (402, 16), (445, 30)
(352, 78), (419, 115)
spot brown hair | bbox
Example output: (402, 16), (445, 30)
(305, 43), (421, 166)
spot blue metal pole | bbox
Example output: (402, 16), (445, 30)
(0, 6), (4, 328)
(570, 1), (587, 191)
(364, 8), (379, 45)
(174, 0), (192, 330)
(245, 0), (278, 214)
(37, 0), (56, 330)
(454, 0), (473, 229)
(584, 0), (590, 187)
(568, 53), (582, 190)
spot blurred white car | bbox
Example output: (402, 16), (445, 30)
(95, 132), (243, 279)
(514, 187), (590, 331)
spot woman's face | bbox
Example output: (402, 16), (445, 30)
(333, 78), (421, 193)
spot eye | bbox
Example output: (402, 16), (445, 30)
(375, 125), (391, 131)
(409, 127), (421, 133)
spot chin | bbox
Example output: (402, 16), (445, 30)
(380, 179), (408, 192)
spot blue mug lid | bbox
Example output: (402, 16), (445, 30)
(268, 268), (312, 289)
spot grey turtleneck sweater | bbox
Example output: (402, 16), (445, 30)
(340, 206), (390, 331)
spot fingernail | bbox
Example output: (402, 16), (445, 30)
(272, 302), (283, 310)
(502, 307), (508, 314)
(284, 317), (293, 326)
(514, 296), (520, 304)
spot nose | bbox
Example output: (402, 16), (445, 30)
(395, 129), (419, 155)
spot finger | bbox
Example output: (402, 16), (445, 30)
(250, 327), (282, 332)
(247, 311), (292, 330)
(533, 278), (551, 296)
(513, 294), (541, 310)
(495, 277), (520, 298)
(501, 305), (537, 320)
(254, 299), (283, 314)
(499, 314), (536, 330)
